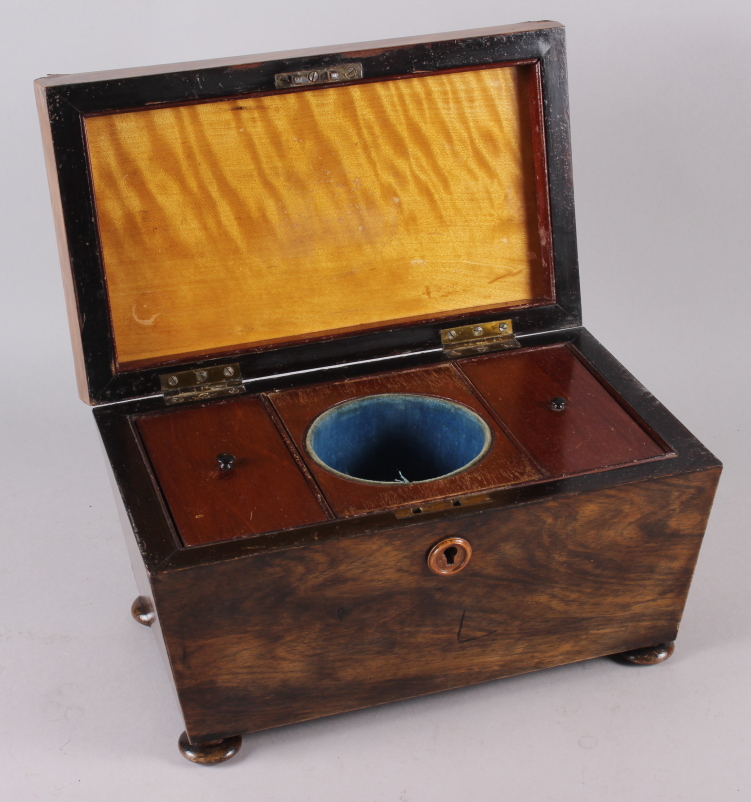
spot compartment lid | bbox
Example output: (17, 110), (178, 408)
(36, 21), (579, 404)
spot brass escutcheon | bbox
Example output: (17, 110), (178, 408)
(427, 537), (472, 575)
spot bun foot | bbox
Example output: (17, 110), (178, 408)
(131, 596), (155, 627)
(178, 731), (242, 764)
(617, 641), (675, 665)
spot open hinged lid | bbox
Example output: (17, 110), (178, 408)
(36, 21), (579, 405)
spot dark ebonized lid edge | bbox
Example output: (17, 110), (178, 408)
(36, 22), (580, 405)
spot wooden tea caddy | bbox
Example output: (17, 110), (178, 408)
(36, 21), (721, 764)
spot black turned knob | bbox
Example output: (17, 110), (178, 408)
(217, 452), (236, 470)
(550, 396), (567, 411)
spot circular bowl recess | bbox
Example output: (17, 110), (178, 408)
(305, 393), (492, 485)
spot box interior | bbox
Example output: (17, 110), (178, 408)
(136, 345), (667, 547)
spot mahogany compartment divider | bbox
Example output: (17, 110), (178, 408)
(134, 337), (678, 548)
(135, 396), (331, 547)
(259, 394), (335, 520)
(266, 362), (542, 518)
(456, 344), (667, 478)
(449, 360), (548, 480)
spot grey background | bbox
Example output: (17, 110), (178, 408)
(1, 1), (749, 799)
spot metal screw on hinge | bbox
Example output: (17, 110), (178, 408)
(195, 370), (208, 382)
(550, 396), (567, 411)
(167, 376), (179, 386)
(473, 326), (484, 336)
(446, 330), (457, 340)
(223, 366), (235, 377)
(498, 322), (508, 332)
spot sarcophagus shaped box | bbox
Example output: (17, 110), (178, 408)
(35, 21), (721, 764)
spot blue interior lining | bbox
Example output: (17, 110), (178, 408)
(305, 394), (492, 484)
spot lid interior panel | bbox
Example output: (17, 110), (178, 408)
(84, 63), (552, 370)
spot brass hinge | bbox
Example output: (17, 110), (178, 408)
(160, 363), (245, 405)
(440, 319), (519, 358)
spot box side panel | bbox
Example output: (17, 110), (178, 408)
(101, 451), (187, 722)
(153, 467), (720, 740)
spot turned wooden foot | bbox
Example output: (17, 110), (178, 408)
(131, 596), (155, 627)
(616, 641), (675, 665)
(178, 731), (242, 764)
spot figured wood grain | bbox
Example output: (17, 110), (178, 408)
(151, 468), (720, 739)
(268, 362), (541, 516)
(84, 64), (549, 368)
(459, 345), (666, 475)
(136, 396), (330, 546)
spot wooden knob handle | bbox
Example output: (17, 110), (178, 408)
(217, 452), (236, 470)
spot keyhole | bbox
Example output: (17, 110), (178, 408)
(427, 537), (472, 575)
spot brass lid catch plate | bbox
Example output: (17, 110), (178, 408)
(275, 63), (363, 89)
(394, 492), (491, 519)
(160, 363), (245, 405)
(441, 319), (519, 358)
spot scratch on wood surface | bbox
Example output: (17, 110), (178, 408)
(457, 609), (466, 642)
(457, 609), (498, 644)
